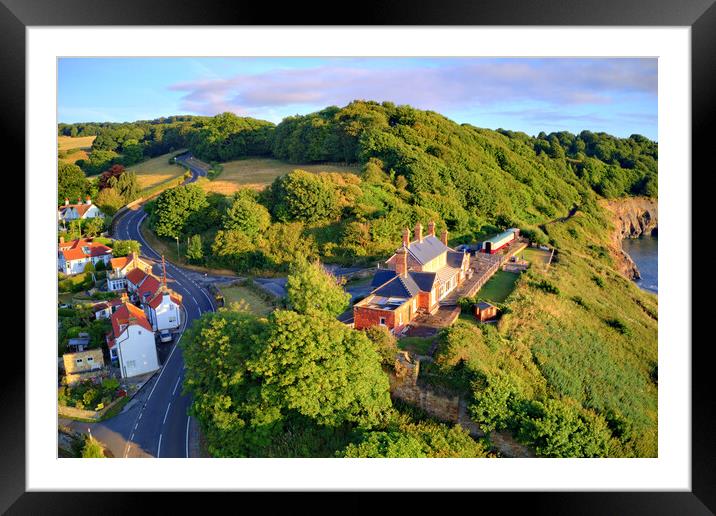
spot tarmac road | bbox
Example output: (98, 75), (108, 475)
(62, 158), (214, 458)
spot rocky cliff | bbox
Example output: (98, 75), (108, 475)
(601, 197), (658, 279)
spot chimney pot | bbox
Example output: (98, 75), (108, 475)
(428, 220), (436, 237)
(402, 228), (411, 248)
(396, 247), (408, 277)
(64, 198), (70, 206)
(415, 222), (423, 242)
(440, 228), (449, 246)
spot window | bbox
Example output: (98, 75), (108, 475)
(379, 317), (386, 326)
(87, 357), (94, 362)
(75, 358), (83, 364)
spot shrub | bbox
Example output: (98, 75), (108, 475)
(571, 296), (588, 310)
(592, 275), (605, 288)
(605, 317), (631, 336)
(532, 279), (560, 295)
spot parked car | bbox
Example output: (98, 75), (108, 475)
(158, 329), (173, 343)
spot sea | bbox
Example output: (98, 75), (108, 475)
(622, 235), (658, 294)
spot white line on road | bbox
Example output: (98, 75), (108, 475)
(146, 332), (183, 403)
(157, 434), (162, 458)
(185, 417), (190, 458)
(163, 403), (172, 425)
(130, 432), (135, 441)
(173, 376), (181, 396)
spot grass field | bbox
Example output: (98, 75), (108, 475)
(517, 247), (553, 269)
(220, 285), (273, 316)
(477, 270), (521, 303)
(58, 135), (96, 164)
(398, 335), (435, 356)
(58, 135), (96, 151)
(199, 158), (361, 195)
(127, 151), (188, 192)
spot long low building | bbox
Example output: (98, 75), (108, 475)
(482, 228), (520, 254)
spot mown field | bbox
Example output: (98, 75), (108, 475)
(478, 270), (521, 303)
(219, 284), (273, 316)
(58, 135), (96, 164)
(127, 151), (188, 192)
(199, 158), (361, 195)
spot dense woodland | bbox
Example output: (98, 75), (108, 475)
(60, 101), (658, 458)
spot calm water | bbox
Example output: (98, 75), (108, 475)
(622, 235), (658, 294)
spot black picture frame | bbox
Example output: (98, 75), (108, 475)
(6, 0), (712, 512)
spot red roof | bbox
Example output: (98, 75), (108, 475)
(110, 302), (153, 337)
(125, 268), (149, 286)
(59, 203), (94, 218)
(59, 238), (111, 262)
(110, 256), (130, 270)
(137, 275), (161, 301)
(148, 289), (182, 309)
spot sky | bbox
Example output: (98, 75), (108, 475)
(58, 57), (657, 140)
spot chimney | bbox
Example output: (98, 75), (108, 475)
(427, 220), (435, 237)
(440, 228), (448, 246)
(130, 251), (137, 262)
(77, 197), (82, 204)
(415, 222), (423, 242)
(395, 246), (408, 277)
(402, 228), (411, 248)
(85, 196), (92, 205)
(120, 292), (128, 304)
(59, 236), (64, 244)
(64, 198), (69, 206)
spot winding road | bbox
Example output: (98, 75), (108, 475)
(62, 154), (214, 458)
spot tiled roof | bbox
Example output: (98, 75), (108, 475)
(137, 275), (161, 301)
(148, 289), (182, 309)
(405, 235), (449, 265)
(409, 271), (437, 292)
(126, 268), (148, 286)
(370, 269), (436, 293)
(110, 302), (153, 337)
(59, 239), (112, 262)
(371, 269), (397, 288)
(373, 274), (420, 299)
(110, 256), (130, 270)
(447, 251), (466, 268)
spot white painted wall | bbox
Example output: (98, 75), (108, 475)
(115, 324), (159, 379)
(150, 295), (181, 331)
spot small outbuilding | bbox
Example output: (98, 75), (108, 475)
(63, 348), (105, 385)
(474, 301), (499, 322)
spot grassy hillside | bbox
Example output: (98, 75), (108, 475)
(58, 135), (95, 164)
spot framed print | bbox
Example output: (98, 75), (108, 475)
(6, 0), (714, 512)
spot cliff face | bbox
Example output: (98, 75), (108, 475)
(601, 197), (658, 279)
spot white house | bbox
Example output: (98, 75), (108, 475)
(107, 252), (153, 291)
(93, 297), (123, 320)
(146, 289), (183, 331)
(107, 298), (160, 379)
(58, 196), (105, 226)
(58, 238), (112, 275)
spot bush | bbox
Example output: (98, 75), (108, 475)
(592, 275), (605, 288)
(531, 279), (560, 295)
(605, 317), (631, 336)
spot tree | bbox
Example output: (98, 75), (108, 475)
(95, 187), (125, 215)
(364, 326), (398, 368)
(97, 164), (126, 190)
(222, 194), (271, 237)
(111, 240), (141, 257)
(269, 170), (340, 223)
(116, 171), (139, 203)
(150, 184), (208, 239)
(285, 258), (351, 318)
(250, 309), (391, 429)
(81, 436), (105, 458)
(58, 162), (90, 204)
(186, 234), (204, 262)
(83, 217), (105, 237)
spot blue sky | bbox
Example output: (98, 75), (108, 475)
(58, 57), (657, 140)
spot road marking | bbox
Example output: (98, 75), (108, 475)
(173, 376), (181, 396)
(163, 402), (172, 425)
(130, 432), (135, 441)
(146, 333), (183, 402)
(157, 434), (162, 458)
(134, 422), (138, 430)
(185, 417), (190, 458)
(138, 411), (142, 421)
